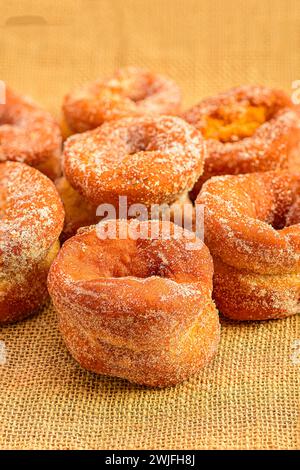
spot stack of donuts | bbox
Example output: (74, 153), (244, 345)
(1, 66), (300, 387)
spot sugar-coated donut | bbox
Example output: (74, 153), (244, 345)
(0, 87), (62, 179)
(197, 171), (300, 320)
(63, 66), (182, 133)
(184, 86), (300, 199)
(47, 220), (220, 387)
(56, 176), (195, 240)
(63, 115), (206, 209)
(0, 162), (64, 323)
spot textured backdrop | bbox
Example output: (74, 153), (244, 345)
(0, 0), (300, 450)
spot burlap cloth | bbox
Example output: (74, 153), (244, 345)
(0, 0), (300, 450)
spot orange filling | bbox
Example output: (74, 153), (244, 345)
(202, 105), (268, 142)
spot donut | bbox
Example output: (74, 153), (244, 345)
(56, 175), (195, 240)
(63, 115), (206, 210)
(47, 220), (220, 387)
(63, 66), (182, 133)
(184, 85), (300, 199)
(197, 171), (300, 320)
(0, 86), (62, 180)
(0, 161), (64, 323)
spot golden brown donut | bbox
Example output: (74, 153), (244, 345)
(63, 115), (206, 209)
(197, 171), (300, 320)
(0, 161), (64, 323)
(63, 66), (182, 133)
(56, 175), (195, 240)
(47, 220), (220, 387)
(0, 87), (62, 180)
(184, 86), (300, 199)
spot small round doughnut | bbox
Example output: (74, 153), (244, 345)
(47, 220), (220, 387)
(63, 66), (182, 133)
(63, 115), (206, 209)
(0, 161), (64, 323)
(0, 87), (62, 180)
(184, 85), (300, 199)
(197, 171), (300, 320)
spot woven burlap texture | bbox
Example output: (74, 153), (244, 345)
(1, 304), (299, 450)
(1, 0), (300, 450)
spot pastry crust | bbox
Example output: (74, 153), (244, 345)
(48, 220), (220, 387)
(0, 87), (62, 180)
(63, 66), (182, 133)
(184, 86), (300, 199)
(197, 171), (300, 320)
(0, 161), (64, 322)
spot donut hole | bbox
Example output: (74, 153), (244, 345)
(103, 77), (153, 105)
(125, 122), (177, 156)
(126, 136), (148, 155)
(126, 81), (154, 103)
(62, 231), (184, 283)
(111, 70), (155, 103)
(64, 235), (159, 281)
(0, 103), (19, 126)
(202, 103), (276, 143)
(281, 198), (300, 228)
(265, 183), (300, 229)
(270, 212), (292, 230)
(223, 175), (300, 232)
(0, 112), (13, 126)
(125, 126), (156, 155)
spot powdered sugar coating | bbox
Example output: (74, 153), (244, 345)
(197, 171), (300, 320)
(63, 115), (206, 207)
(63, 66), (182, 133)
(0, 161), (64, 322)
(0, 87), (62, 179)
(198, 171), (300, 274)
(48, 220), (220, 387)
(213, 256), (300, 320)
(184, 85), (300, 198)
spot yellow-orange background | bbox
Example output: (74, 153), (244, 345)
(0, 0), (299, 450)
(2, 0), (300, 115)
